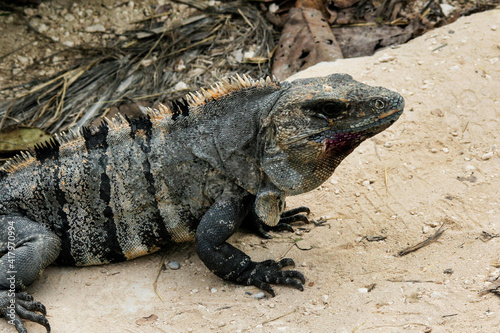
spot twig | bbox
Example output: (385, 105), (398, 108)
(384, 166), (388, 195)
(243, 308), (298, 331)
(398, 223), (446, 256)
(153, 252), (169, 301)
(432, 43), (448, 52)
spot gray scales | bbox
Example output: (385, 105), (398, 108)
(0, 73), (404, 332)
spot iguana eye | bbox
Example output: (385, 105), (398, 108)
(317, 102), (344, 118)
(374, 99), (385, 109)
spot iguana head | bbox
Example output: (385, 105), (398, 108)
(261, 73), (404, 195)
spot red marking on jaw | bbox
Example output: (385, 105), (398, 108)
(323, 132), (362, 151)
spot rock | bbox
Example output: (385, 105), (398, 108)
(85, 24), (106, 33)
(431, 291), (442, 299)
(252, 292), (265, 299)
(38, 23), (49, 33)
(440, 4), (455, 17)
(481, 151), (494, 160)
(17, 55), (30, 65)
(64, 14), (75, 22)
(174, 81), (188, 91)
(167, 261), (180, 270)
(378, 54), (396, 63)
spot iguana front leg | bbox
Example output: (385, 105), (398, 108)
(0, 215), (61, 333)
(195, 197), (305, 296)
(251, 188), (310, 238)
(250, 206), (311, 239)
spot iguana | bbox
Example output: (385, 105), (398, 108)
(0, 73), (404, 332)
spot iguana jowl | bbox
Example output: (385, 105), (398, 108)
(0, 73), (404, 332)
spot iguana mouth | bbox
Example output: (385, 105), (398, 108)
(378, 108), (402, 119)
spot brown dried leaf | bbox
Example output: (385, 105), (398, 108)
(135, 314), (158, 326)
(272, 7), (343, 80)
(0, 127), (52, 153)
(332, 0), (361, 9)
(332, 20), (419, 58)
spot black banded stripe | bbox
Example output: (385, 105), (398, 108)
(97, 152), (126, 263)
(54, 158), (75, 265)
(83, 121), (126, 263)
(126, 115), (171, 247)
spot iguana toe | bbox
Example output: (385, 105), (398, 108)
(0, 291), (50, 333)
(253, 206), (310, 239)
(237, 258), (305, 297)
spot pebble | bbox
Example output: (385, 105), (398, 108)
(38, 23), (49, 33)
(442, 148), (449, 153)
(17, 55), (30, 65)
(252, 292), (265, 299)
(269, 3), (279, 13)
(64, 13), (75, 22)
(358, 288), (368, 293)
(431, 148), (438, 153)
(168, 261), (180, 270)
(243, 50), (255, 60)
(85, 24), (106, 32)
(482, 151), (494, 160)
(322, 295), (329, 304)
(174, 81), (188, 90)
(211, 288), (218, 293)
(384, 141), (393, 148)
(431, 291), (442, 299)
(465, 165), (475, 171)
(378, 54), (396, 63)
(440, 4), (455, 16)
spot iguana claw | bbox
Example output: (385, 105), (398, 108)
(253, 206), (311, 239)
(0, 291), (50, 333)
(236, 258), (305, 297)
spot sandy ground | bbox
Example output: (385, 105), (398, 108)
(1, 9), (499, 333)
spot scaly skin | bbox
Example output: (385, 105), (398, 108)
(0, 74), (404, 332)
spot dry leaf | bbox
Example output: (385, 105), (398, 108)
(332, 0), (361, 9)
(0, 127), (52, 154)
(135, 314), (158, 326)
(272, 7), (343, 80)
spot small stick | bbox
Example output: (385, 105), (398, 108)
(398, 223), (446, 256)
(153, 252), (169, 301)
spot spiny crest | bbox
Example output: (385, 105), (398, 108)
(146, 74), (279, 119)
(1, 150), (35, 173)
(0, 74), (279, 175)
